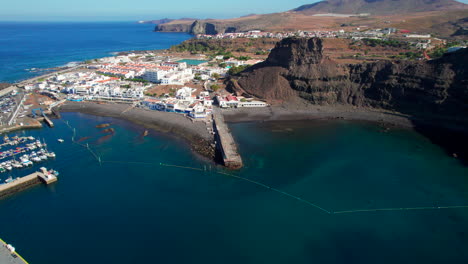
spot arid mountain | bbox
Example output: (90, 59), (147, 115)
(155, 1), (468, 37)
(294, 0), (467, 15)
(227, 38), (468, 124)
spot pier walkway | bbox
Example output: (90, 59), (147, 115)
(0, 238), (29, 264)
(212, 108), (243, 169)
(0, 169), (58, 199)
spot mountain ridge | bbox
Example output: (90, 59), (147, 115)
(293, 0), (467, 15)
(154, 0), (468, 35)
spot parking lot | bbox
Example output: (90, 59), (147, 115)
(0, 90), (24, 126)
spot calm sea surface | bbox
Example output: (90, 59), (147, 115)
(0, 114), (467, 264)
(0, 22), (191, 82)
(0, 21), (467, 264)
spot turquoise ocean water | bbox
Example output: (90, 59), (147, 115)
(0, 114), (467, 264)
(0, 21), (467, 264)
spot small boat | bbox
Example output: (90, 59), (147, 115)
(57, 139), (64, 143)
(46, 152), (56, 158)
(142, 130), (149, 137)
(49, 169), (59, 176)
(5, 176), (14, 183)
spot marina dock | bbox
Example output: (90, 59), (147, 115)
(42, 114), (54, 127)
(0, 238), (29, 264)
(0, 169), (58, 199)
(212, 108), (243, 169)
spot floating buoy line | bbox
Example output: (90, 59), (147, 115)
(61, 119), (468, 216)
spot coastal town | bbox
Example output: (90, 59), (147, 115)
(2, 0), (468, 262)
(0, 47), (272, 195)
(0, 25), (465, 167)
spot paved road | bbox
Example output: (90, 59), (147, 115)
(0, 239), (28, 264)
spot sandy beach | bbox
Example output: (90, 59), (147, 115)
(58, 101), (216, 160)
(222, 99), (415, 128)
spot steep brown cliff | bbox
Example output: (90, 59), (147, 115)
(228, 37), (468, 122)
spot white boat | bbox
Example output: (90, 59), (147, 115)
(57, 139), (64, 143)
(46, 152), (56, 158)
(12, 162), (22, 168)
(22, 160), (33, 166)
(5, 176), (13, 183)
(5, 165), (12, 171)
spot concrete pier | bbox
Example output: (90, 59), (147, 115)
(0, 170), (58, 199)
(42, 114), (54, 127)
(212, 108), (243, 169)
(0, 238), (29, 264)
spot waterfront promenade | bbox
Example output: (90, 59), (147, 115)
(0, 238), (29, 264)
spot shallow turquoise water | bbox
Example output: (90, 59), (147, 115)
(176, 59), (208, 65)
(0, 114), (467, 264)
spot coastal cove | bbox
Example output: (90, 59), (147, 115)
(1, 112), (468, 264)
(0, 18), (468, 264)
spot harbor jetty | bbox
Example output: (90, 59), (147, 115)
(212, 108), (243, 169)
(0, 238), (29, 264)
(0, 168), (58, 199)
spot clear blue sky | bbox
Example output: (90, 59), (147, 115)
(0, 0), (314, 21)
(1, 0), (468, 21)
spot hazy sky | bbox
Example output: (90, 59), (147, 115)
(1, 0), (468, 21)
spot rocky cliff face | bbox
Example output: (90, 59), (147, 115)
(190, 20), (239, 35)
(228, 38), (468, 122)
(156, 23), (193, 32)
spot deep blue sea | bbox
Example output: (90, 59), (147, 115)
(0, 115), (467, 264)
(0, 22), (191, 82)
(0, 22), (467, 264)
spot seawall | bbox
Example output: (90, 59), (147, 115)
(212, 108), (243, 169)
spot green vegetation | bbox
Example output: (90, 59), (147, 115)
(429, 48), (446, 59)
(237, 56), (251, 61)
(227, 65), (250, 76)
(171, 41), (233, 55)
(429, 41), (464, 59)
(194, 73), (202, 81)
(126, 78), (148, 83)
(210, 84), (220, 92)
(388, 51), (422, 60)
(361, 38), (409, 48)
(211, 73), (220, 79)
(120, 84), (131, 89)
(219, 62), (227, 68)
(98, 73), (117, 78)
(255, 50), (269, 55)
